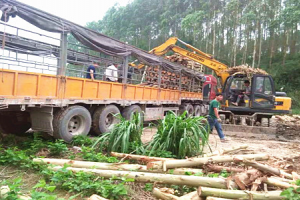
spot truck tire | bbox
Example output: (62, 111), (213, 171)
(261, 118), (269, 127)
(53, 106), (92, 143)
(122, 105), (143, 120)
(92, 105), (120, 135)
(180, 104), (194, 117)
(194, 105), (201, 117)
(0, 112), (31, 136)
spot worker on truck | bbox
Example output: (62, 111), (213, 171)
(86, 61), (99, 81)
(105, 63), (118, 82)
(208, 93), (228, 142)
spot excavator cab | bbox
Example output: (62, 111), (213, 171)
(223, 74), (276, 111)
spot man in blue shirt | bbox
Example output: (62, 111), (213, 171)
(86, 61), (99, 81)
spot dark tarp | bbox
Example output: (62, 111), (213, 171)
(0, 0), (204, 80)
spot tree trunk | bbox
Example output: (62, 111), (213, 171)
(147, 154), (269, 170)
(264, 177), (300, 189)
(206, 197), (233, 200)
(33, 158), (203, 175)
(282, 28), (289, 67)
(51, 166), (237, 189)
(180, 191), (203, 200)
(204, 164), (244, 173)
(252, 20), (259, 68)
(198, 187), (283, 200)
(243, 160), (293, 179)
(88, 194), (108, 200)
(152, 188), (180, 200)
(257, 23), (263, 68)
(110, 152), (175, 162)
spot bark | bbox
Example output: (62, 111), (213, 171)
(198, 187), (284, 200)
(88, 194), (108, 200)
(152, 188), (180, 200)
(147, 154), (269, 170)
(264, 177), (300, 189)
(110, 152), (175, 162)
(33, 158), (202, 175)
(234, 169), (263, 190)
(205, 164), (245, 173)
(204, 145), (248, 157)
(206, 197), (233, 200)
(243, 160), (293, 179)
(50, 166), (237, 189)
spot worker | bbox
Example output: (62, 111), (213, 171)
(232, 80), (251, 106)
(86, 61), (99, 81)
(105, 63), (118, 82)
(208, 93), (227, 142)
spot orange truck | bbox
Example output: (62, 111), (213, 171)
(0, 1), (215, 142)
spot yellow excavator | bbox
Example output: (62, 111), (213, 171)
(134, 37), (292, 128)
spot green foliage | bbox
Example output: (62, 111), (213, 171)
(47, 140), (69, 156)
(79, 146), (118, 163)
(281, 179), (300, 200)
(146, 111), (209, 159)
(93, 113), (143, 153)
(72, 135), (93, 146)
(144, 183), (153, 192)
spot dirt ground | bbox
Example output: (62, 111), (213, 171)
(142, 127), (300, 173)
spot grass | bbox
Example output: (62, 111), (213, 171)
(145, 111), (209, 159)
(92, 113), (143, 154)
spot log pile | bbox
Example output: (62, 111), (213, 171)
(142, 66), (201, 91)
(165, 53), (204, 73)
(33, 145), (300, 200)
(227, 65), (269, 76)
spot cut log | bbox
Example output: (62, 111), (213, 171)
(204, 145), (248, 157)
(110, 152), (175, 162)
(270, 176), (294, 183)
(88, 194), (108, 200)
(244, 160), (293, 179)
(205, 164), (245, 173)
(33, 158), (202, 175)
(50, 166), (237, 189)
(152, 188), (180, 200)
(148, 154), (269, 170)
(264, 177), (300, 189)
(179, 191), (203, 200)
(198, 186), (283, 200)
(206, 197), (234, 200)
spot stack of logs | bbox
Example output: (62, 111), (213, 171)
(32, 145), (299, 200)
(165, 53), (204, 73)
(143, 66), (194, 91)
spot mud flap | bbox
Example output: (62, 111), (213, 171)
(30, 107), (53, 135)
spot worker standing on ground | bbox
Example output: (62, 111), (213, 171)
(208, 93), (227, 142)
(86, 61), (99, 81)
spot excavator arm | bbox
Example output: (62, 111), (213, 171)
(131, 37), (230, 85)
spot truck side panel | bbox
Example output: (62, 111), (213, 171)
(0, 69), (202, 105)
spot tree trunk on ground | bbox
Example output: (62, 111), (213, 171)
(50, 166), (237, 189)
(203, 145), (248, 157)
(204, 164), (244, 173)
(243, 160), (293, 179)
(206, 197), (234, 200)
(198, 187), (283, 200)
(33, 158), (202, 175)
(264, 177), (299, 189)
(110, 152), (175, 162)
(152, 188), (180, 200)
(147, 154), (269, 170)
(88, 194), (108, 200)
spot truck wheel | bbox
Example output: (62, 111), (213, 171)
(194, 105), (201, 117)
(0, 112), (31, 136)
(53, 106), (92, 143)
(92, 105), (120, 135)
(122, 105), (143, 120)
(180, 104), (194, 117)
(261, 118), (269, 127)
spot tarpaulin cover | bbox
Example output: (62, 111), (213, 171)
(0, 0), (204, 79)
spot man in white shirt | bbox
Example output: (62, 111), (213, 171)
(105, 63), (118, 82)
